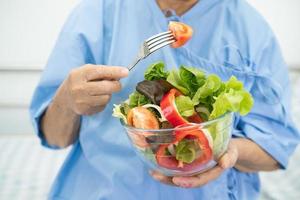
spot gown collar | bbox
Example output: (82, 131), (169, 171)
(146, 0), (221, 29)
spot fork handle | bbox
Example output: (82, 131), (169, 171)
(128, 57), (142, 71)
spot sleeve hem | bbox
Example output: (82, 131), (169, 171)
(31, 98), (61, 149)
(241, 125), (288, 169)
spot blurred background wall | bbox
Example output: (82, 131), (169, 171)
(0, 0), (78, 134)
(0, 0), (299, 133)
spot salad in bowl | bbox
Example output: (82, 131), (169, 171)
(113, 62), (254, 176)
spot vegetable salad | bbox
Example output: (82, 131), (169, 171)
(113, 62), (253, 171)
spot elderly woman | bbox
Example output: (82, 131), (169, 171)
(30, 0), (299, 199)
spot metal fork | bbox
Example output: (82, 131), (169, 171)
(128, 31), (175, 71)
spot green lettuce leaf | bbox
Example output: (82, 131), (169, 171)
(213, 82), (226, 97)
(207, 114), (232, 158)
(175, 96), (195, 117)
(225, 76), (243, 90)
(195, 105), (211, 121)
(179, 66), (206, 96)
(192, 74), (222, 105)
(182, 66), (206, 84)
(167, 70), (189, 95)
(209, 90), (238, 119)
(166, 66), (206, 97)
(129, 91), (151, 108)
(175, 140), (197, 164)
(120, 103), (130, 116)
(238, 91), (254, 115)
(209, 76), (254, 119)
(112, 104), (128, 123)
(144, 62), (169, 81)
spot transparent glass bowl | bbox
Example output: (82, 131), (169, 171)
(122, 112), (234, 176)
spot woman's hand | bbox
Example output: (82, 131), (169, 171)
(63, 64), (129, 115)
(150, 141), (239, 188)
(41, 64), (128, 147)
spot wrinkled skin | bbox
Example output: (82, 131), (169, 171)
(41, 64), (129, 147)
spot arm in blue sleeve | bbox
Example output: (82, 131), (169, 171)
(235, 32), (300, 169)
(29, 0), (104, 148)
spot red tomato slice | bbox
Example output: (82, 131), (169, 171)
(127, 107), (159, 148)
(168, 21), (193, 48)
(127, 107), (159, 130)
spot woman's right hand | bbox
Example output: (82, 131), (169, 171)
(62, 64), (129, 116)
(41, 64), (128, 147)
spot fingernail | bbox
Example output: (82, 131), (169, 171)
(173, 178), (193, 188)
(183, 183), (193, 188)
(121, 68), (129, 75)
(174, 181), (193, 188)
(172, 178), (181, 186)
(220, 160), (229, 169)
(149, 172), (160, 180)
(153, 174), (162, 181)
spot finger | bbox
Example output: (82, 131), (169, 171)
(73, 101), (106, 115)
(85, 65), (129, 81)
(81, 106), (106, 116)
(84, 95), (111, 107)
(75, 94), (111, 108)
(219, 142), (239, 169)
(85, 80), (122, 96)
(172, 166), (224, 188)
(150, 171), (176, 186)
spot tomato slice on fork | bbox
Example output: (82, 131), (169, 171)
(169, 21), (193, 48)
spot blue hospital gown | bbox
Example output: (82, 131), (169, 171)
(30, 0), (300, 199)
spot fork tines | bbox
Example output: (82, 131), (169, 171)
(128, 31), (176, 71)
(147, 31), (173, 45)
(149, 38), (175, 53)
(146, 31), (176, 54)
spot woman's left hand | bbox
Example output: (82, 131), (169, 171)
(149, 141), (239, 188)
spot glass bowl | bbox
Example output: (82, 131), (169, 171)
(122, 112), (234, 176)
